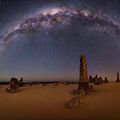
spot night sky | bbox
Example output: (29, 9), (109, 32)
(0, 0), (120, 81)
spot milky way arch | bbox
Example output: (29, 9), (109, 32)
(0, 6), (120, 51)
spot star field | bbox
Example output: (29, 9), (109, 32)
(0, 0), (120, 81)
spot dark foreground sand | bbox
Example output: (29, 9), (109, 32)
(0, 82), (120, 120)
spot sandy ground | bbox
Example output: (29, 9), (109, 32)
(0, 82), (120, 120)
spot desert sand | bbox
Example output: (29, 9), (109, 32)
(0, 82), (120, 120)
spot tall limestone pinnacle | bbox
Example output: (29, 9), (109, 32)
(116, 72), (120, 82)
(79, 54), (88, 82)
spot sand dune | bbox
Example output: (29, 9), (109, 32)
(0, 82), (120, 120)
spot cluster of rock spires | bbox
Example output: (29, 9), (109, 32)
(89, 72), (120, 84)
(89, 75), (108, 84)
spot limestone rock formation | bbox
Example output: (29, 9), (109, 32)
(98, 76), (103, 82)
(104, 77), (108, 83)
(78, 54), (89, 92)
(6, 78), (19, 93)
(95, 76), (103, 84)
(89, 75), (93, 83)
(79, 54), (88, 82)
(93, 75), (98, 83)
(116, 72), (120, 82)
(10, 78), (18, 89)
(18, 77), (24, 87)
